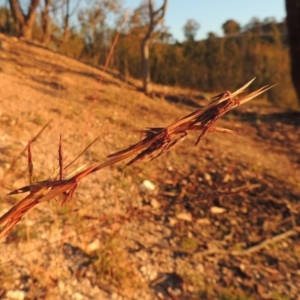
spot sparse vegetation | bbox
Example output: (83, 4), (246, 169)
(0, 10), (299, 300)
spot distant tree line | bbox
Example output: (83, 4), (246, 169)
(0, 0), (298, 108)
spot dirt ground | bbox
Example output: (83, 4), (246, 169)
(0, 33), (300, 300)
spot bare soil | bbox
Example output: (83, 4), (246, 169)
(0, 33), (300, 300)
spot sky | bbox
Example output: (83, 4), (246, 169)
(123, 0), (286, 41)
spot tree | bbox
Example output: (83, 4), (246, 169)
(285, 0), (300, 105)
(63, 0), (70, 43)
(222, 19), (240, 35)
(141, 0), (168, 95)
(78, 0), (121, 63)
(8, 0), (40, 39)
(0, 5), (14, 34)
(246, 17), (262, 34)
(183, 18), (200, 40)
(41, 0), (51, 45)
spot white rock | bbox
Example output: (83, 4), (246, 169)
(6, 290), (25, 300)
(176, 212), (192, 222)
(87, 239), (100, 252)
(210, 206), (226, 214)
(141, 180), (155, 191)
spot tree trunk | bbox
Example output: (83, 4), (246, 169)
(141, 38), (151, 95)
(5, 0), (12, 33)
(141, 0), (168, 95)
(9, 0), (40, 39)
(285, 0), (300, 105)
(63, 0), (70, 43)
(9, 0), (24, 33)
(21, 24), (32, 39)
(41, 0), (51, 45)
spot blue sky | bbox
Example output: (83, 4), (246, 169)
(123, 0), (286, 40)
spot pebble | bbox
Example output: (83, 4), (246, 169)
(0, 39), (8, 51)
(168, 217), (178, 226)
(111, 292), (119, 300)
(150, 198), (160, 209)
(176, 212), (193, 222)
(196, 263), (205, 273)
(223, 173), (231, 183)
(6, 290), (25, 300)
(210, 206), (226, 214)
(204, 172), (213, 185)
(87, 239), (100, 252)
(73, 292), (84, 300)
(240, 263), (245, 271)
(141, 180), (156, 191)
(58, 280), (65, 293)
(197, 218), (211, 225)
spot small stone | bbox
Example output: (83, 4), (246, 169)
(0, 39), (8, 51)
(197, 218), (210, 225)
(150, 198), (160, 209)
(141, 180), (155, 191)
(6, 290), (25, 300)
(73, 292), (84, 300)
(140, 265), (147, 276)
(149, 269), (158, 281)
(58, 280), (65, 293)
(223, 173), (231, 183)
(187, 284), (195, 292)
(167, 165), (173, 171)
(204, 173), (212, 185)
(176, 212), (192, 222)
(210, 206), (226, 214)
(197, 263), (204, 273)
(168, 217), (177, 226)
(204, 173), (212, 182)
(87, 239), (100, 252)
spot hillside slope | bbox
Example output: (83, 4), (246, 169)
(0, 34), (300, 300)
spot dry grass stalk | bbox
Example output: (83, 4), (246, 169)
(0, 120), (51, 186)
(106, 78), (274, 166)
(83, 12), (129, 141)
(0, 79), (274, 241)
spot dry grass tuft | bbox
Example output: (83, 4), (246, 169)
(0, 78), (274, 241)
